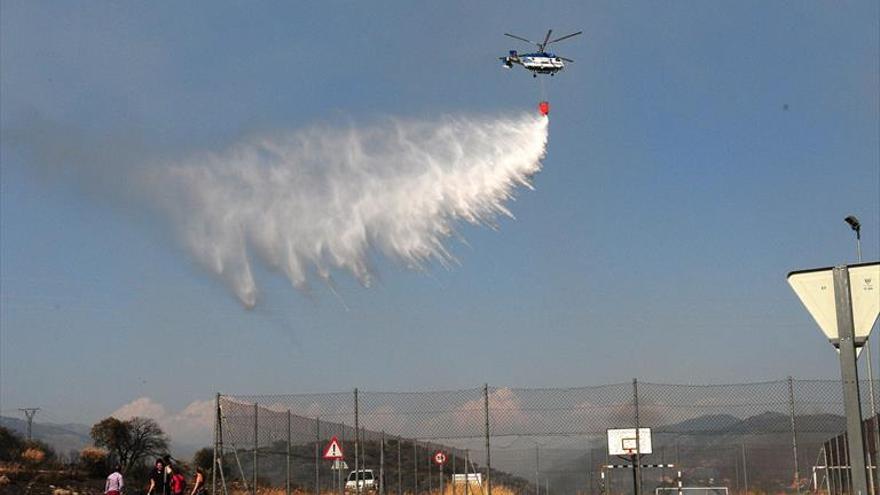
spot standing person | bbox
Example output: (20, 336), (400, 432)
(170, 465), (187, 495)
(190, 467), (206, 495)
(148, 458), (170, 495)
(105, 464), (124, 495)
(164, 456), (174, 490)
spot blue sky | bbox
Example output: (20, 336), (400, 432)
(1, 1), (878, 433)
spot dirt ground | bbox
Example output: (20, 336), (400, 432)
(0, 465), (113, 495)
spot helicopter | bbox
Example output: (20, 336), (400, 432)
(500, 29), (582, 77)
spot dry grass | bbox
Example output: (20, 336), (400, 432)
(228, 484), (521, 495)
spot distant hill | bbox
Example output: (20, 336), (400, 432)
(657, 414), (741, 433)
(0, 416), (92, 455)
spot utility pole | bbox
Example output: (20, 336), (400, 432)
(18, 408), (40, 441)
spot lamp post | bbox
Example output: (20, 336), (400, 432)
(846, 216), (863, 262)
(847, 215), (879, 491)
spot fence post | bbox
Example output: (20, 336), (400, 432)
(440, 449), (444, 495)
(452, 450), (457, 495)
(741, 444), (748, 494)
(822, 440), (837, 495)
(398, 438), (402, 495)
(535, 445), (540, 495)
(254, 402), (259, 495)
(483, 384), (492, 495)
(788, 377), (801, 494)
(341, 425), (347, 495)
(866, 420), (877, 495)
(833, 436), (842, 495)
(866, 330), (880, 495)
(214, 393), (220, 495)
(287, 410), (292, 495)
(428, 443), (433, 495)
(588, 446), (593, 495)
(414, 442), (419, 495)
(362, 428), (367, 491)
(381, 432), (386, 495)
(316, 416), (321, 495)
(733, 446), (739, 494)
(355, 389), (360, 495)
(464, 450), (469, 495)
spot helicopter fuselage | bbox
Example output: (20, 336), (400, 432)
(502, 51), (565, 75)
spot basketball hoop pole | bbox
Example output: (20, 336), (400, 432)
(631, 454), (639, 495)
(633, 379), (643, 495)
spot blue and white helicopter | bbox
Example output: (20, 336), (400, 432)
(500, 29), (582, 77)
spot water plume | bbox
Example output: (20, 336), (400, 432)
(148, 112), (549, 308)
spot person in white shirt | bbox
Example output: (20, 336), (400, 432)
(105, 465), (124, 495)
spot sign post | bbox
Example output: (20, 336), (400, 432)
(832, 266), (869, 495)
(788, 262), (880, 495)
(434, 451), (447, 495)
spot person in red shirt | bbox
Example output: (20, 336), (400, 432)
(170, 465), (187, 495)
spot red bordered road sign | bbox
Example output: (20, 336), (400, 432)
(433, 451), (447, 465)
(323, 436), (344, 460)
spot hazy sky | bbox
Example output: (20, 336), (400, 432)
(1, 0), (878, 439)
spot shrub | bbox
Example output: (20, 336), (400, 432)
(79, 447), (109, 478)
(0, 426), (24, 461)
(193, 447), (214, 472)
(21, 447), (46, 465)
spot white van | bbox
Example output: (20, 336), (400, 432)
(345, 469), (378, 494)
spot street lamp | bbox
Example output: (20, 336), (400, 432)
(845, 216), (862, 262)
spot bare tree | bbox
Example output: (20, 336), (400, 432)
(91, 417), (169, 473)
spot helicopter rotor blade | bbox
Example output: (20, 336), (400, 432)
(504, 33), (536, 45)
(548, 31), (583, 44)
(559, 57), (575, 63)
(540, 29), (553, 51)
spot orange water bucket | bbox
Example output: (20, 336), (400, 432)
(538, 101), (550, 116)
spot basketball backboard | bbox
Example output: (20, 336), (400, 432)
(607, 427), (652, 456)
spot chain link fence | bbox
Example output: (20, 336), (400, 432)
(211, 379), (877, 495)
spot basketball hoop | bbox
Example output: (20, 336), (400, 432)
(607, 428), (653, 456)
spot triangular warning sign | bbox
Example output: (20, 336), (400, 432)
(322, 436), (344, 460)
(788, 263), (880, 355)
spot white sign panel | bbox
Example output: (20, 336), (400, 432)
(452, 474), (482, 486)
(787, 263), (880, 348)
(607, 428), (652, 456)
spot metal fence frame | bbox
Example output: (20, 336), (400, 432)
(212, 378), (877, 495)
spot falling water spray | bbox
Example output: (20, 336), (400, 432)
(9, 111), (550, 308)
